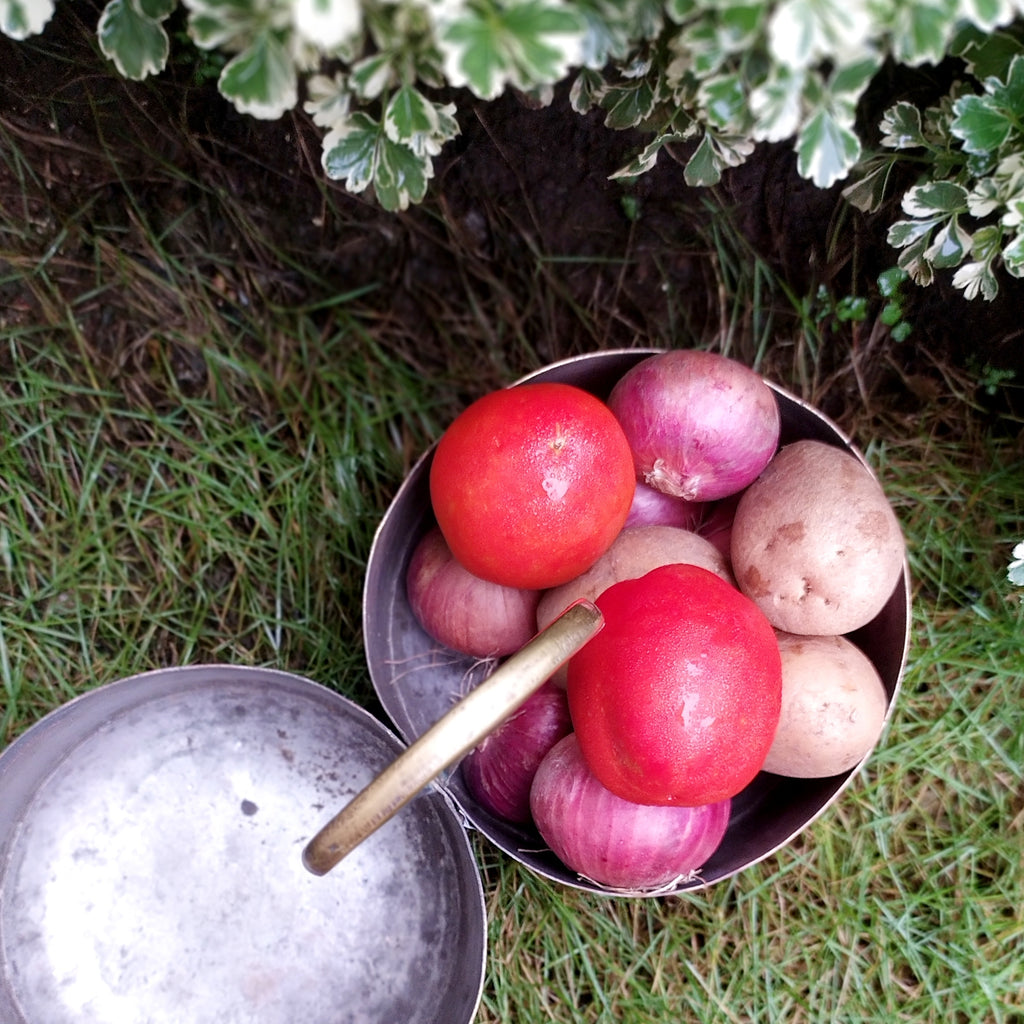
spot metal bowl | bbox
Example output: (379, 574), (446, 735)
(0, 665), (486, 1023)
(363, 348), (912, 896)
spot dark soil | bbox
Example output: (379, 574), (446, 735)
(3, 3), (1023, 432)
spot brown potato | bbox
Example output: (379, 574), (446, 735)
(762, 632), (889, 778)
(731, 440), (905, 635)
(536, 525), (733, 630)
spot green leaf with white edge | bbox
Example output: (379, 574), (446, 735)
(322, 111), (380, 193)
(665, 0), (695, 19)
(923, 217), (972, 269)
(970, 224), (1005, 263)
(349, 51), (397, 100)
(609, 130), (694, 179)
(1001, 194), (1024, 228)
(304, 71), (351, 128)
(988, 52), (1024, 117)
(767, 0), (874, 71)
(384, 88), (459, 158)
(952, 259), (999, 299)
(887, 217), (941, 250)
(796, 107), (861, 188)
(842, 159), (894, 213)
(0, 0), (54, 39)
(185, 0), (263, 51)
(749, 66), (804, 142)
(951, 93), (1012, 154)
(956, 27), (1022, 80)
(895, 232), (936, 286)
(138, 0), (176, 17)
(292, 0), (361, 51)
(438, 0), (585, 100)
(684, 131), (725, 187)
(321, 111), (433, 211)
(218, 30), (297, 120)
(373, 135), (433, 211)
(901, 180), (969, 217)
(569, 68), (606, 113)
(577, 4), (638, 68)
(601, 80), (657, 130)
(1002, 231), (1024, 276)
(699, 73), (747, 131)
(830, 55), (881, 101)
(879, 101), (928, 150)
(98, 0), (171, 80)
(683, 129), (755, 187)
(718, 3), (764, 48)
(961, 0), (1014, 32)
(889, 1), (954, 67)
(385, 85), (437, 143)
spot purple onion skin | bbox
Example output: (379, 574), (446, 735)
(530, 734), (731, 891)
(696, 491), (743, 562)
(608, 350), (780, 503)
(624, 480), (705, 531)
(462, 681), (572, 823)
(407, 527), (541, 658)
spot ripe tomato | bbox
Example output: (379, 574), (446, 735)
(429, 383), (635, 590)
(567, 563), (782, 806)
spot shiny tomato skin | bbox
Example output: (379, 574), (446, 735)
(567, 563), (782, 806)
(429, 383), (635, 590)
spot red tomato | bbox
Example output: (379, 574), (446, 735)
(429, 383), (635, 590)
(567, 563), (782, 806)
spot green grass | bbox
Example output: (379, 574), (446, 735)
(0, 310), (453, 740)
(3, 31), (1024, 1022)
(469, 429), (1024, 1024)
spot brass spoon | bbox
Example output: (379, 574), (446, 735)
(303, 599), (603, 876)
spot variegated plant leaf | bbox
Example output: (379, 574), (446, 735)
(900, 181), (969, 217)
(304, 71), (351, 128)
(684, 128), (755, 186)
(952, 259), (999, 299)
(888, 0), (955, 68)
(879, 101), (928, 150)
(321, 111), (433, 211)
(436, 0), (585, 100)
(184, 0), (269, 52)
(796, 107), (861, 188)
(97, 0), (171, 80)
(384, 86), (459, 158)
(750, 66), (805, 143)
(609, 129), (694, 179)
(767, 0), (874, 70)
(218, 29), (297, 119)
(291, 0), (361, 50)
(0, 0), (54, 39)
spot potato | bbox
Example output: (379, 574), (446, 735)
(762, 632), (889, 778)
(731, 440), (905, 635)
(536, 525), (733, 630)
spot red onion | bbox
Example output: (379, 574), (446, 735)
(608, 350), (780, 502)
(529, 734), (731, 891)
(406, 527), (540, 658)
(696, 491), (743, 562)
(624, 480), (704, 530)
(461, 680), (572, 823)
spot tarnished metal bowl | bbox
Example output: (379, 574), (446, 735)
(0, 665), (486, 1024)
(363, 349), (912, 897)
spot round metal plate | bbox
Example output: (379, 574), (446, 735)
(0, 666), (486, 1024)
(363, 349), (912, 895)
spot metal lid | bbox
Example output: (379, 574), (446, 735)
(0, 665), (486, 1024)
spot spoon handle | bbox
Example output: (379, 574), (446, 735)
(302, 599), (602, 876)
